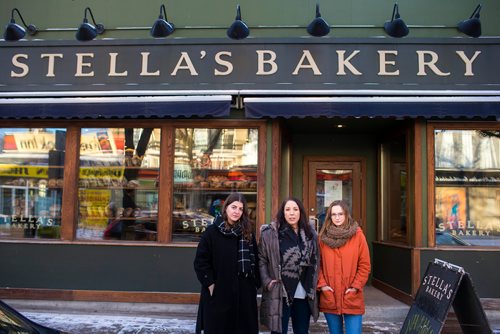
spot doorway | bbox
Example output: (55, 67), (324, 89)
(303, 156), (366, 232)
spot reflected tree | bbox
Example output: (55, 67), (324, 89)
(122, 128), (153, 211)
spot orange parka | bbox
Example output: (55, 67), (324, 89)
(317, 228), (371, 315)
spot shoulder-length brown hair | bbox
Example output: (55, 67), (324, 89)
(221, 192), (253, 240)
(319, 200), (355, 238)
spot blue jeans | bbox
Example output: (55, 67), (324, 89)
(271, 298), (311, 334)
(324, 313), (362, 334)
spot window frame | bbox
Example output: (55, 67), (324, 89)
(427, 121), (499, 249)
(376, 124), (411, 246)
(0, 119), (267, 246)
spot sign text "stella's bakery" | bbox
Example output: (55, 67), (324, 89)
(1, 39), (499, 92)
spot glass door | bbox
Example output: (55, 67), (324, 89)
(304, 158), (364, 232)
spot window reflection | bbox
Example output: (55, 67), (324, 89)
(434, 129), (500, 246)
(0, 128), (65, 239)
(77, 128), (160, 241)
(173, 128), (258, 242)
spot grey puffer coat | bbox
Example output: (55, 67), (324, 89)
(258, 222), (320, 333)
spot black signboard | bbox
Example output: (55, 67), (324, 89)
(400, 259), (491, 334)
(1, 38), (500, 93)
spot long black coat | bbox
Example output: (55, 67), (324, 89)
(194, 223), (260, 334)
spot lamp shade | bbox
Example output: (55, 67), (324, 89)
(151, 20), (175, 38)
(307, 4), (330, 37)
(76, 21), (98, 41)
(384, 4), (409, 38)
(151, 4), (175, 38)
(458, 4), (482, 38)
(3, 8), (37, 41)
(4, 21), (26, 41)
(76, 7), (105, 41)
(227, 5), (249, 40)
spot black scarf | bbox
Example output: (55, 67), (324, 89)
(279, 224), (316, 305)
(217, 219), (255, 277)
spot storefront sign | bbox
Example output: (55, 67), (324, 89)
(1, 38), (500, 93)
(0, 165), (123, 179)
(401, 259), (491, 334)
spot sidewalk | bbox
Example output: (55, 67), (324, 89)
(5, 287), (500, 333)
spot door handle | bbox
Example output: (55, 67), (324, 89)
(309, 215), (319, 232)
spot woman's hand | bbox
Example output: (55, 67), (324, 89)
(208, 284), (215, 296)
(320, 285), (334, 292)
(267, 280), (279, 290)
(345, 287), (358, 294)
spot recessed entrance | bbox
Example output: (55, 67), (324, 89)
(303, 157), (366, 232)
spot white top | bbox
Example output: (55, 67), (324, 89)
(294, 281), (307, 299)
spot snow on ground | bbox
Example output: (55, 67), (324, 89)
(25, 312), (196, 334)
(25, 311), (404, 334)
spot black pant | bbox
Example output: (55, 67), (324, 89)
(271, 298), (311, 334)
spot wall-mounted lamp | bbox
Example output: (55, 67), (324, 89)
(227, 5), (249, 40)
(3, 8), (37, 41)
(151, 4), (175, 38)
(307, 4), (330, 37)
(76, 7), (105, 41)
(384, 3), (409, 38)
(458, 4), (482, 38)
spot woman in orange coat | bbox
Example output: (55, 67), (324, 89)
(317, 200), (371, 334)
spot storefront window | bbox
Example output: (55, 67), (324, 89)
(0, 128), (65, 239)
(380, 137), (407, 243)
(173, 128), (258, 242)
(434, 129), (500, 246)
(77, 128), (160, 241)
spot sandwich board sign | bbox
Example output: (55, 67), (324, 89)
(400, 258), (492, 334)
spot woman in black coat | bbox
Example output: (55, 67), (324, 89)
(194, 192), (260, 334)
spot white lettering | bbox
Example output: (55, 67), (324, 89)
(171, 52), (199, 76)
(455, 51), (481, 76)
(11, 54), (29, 77)
(337, 50), (362, 76)
(75, 53), (94, 77)
(214, 51), (233, 76)
(417, 51), (450, 76)
(292, 50), (321, 75)
(378, 50), (399, 76)
(256, 50), (278, 75)
(140, 52), (160, 76)
(41, 53), (63, 77)
(108, 53), (128, 77)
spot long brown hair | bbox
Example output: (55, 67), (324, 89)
(275, 197), (314, 239)
(221, 192), (253, 240)
(319, 200), (354, 239)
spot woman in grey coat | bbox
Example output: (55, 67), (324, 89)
(258, 197), (320, 334)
